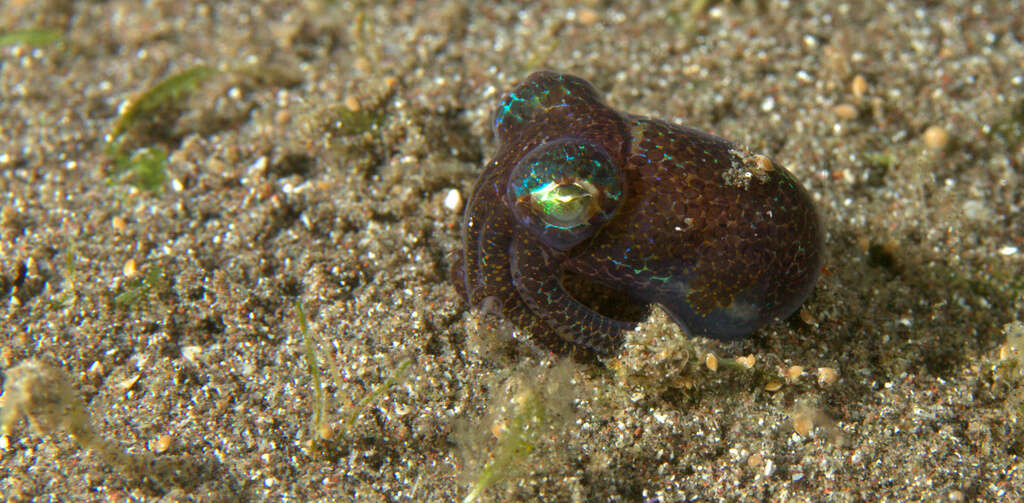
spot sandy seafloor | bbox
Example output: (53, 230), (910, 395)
(1, 0), (1023, 501)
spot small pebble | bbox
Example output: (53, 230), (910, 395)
(833, 103), (858, 120)
(154, 434), (174, 453)
(792, 411), (814, 436)
(116, 374), (141, 392)
(817, 367), (839, 386)
(443, 188), (463, 213)
(182, 345), (203, 363)
(785, 365), (804, 381)
(576, 8), (599, 25)
(344, 96), (360, 112)
(275, 109), (291, 125)
(922, 125), (950, 150)
(705, 353), (718, 371)
(999, 344), (1014, 361)
(490, 418), (507, 439)
(111, 216), (127, 232)
(799, 308), (818, 327)
(87, 361), (105, 380)
(123, 259), (138, 278)
(851, 74), (869, 98)
(747, 453), (763, 468)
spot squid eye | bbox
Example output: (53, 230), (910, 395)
(529, 181), (599, 228)
(507, 139), (624, 250)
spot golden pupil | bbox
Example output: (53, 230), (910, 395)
(531, 182), (596, 228)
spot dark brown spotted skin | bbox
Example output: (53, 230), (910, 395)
(451, 71), (824, 356)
